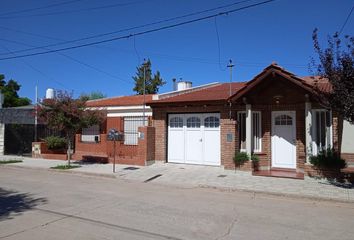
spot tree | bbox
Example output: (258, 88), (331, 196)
(80, 91), (107, 101)
(312, 29), (354, 123)
(0, 74), (31, 107)
(133, 59), (166, 94)
(38, 91), (103, 165)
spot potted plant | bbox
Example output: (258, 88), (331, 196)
(233, 152), (249, 170)
(251, 154), (260, 171)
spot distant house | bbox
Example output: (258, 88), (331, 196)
(73, 95), (155, 165)
(147, 63), (354, 177)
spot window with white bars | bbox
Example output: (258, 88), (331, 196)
(124, 116), (148, 145)
(312, 110), (332, 155)
(252, 112), (262, 152)
(237, 111), (262, 152)
(81, 125), (100, 142)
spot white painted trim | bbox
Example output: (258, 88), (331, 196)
(305, 102), (312, 163)
(107, 111), (152, 117)
(106, 105), (151, 111)
(246, 104), (252, 155)
(252, 111), (262, 153)
(311, 109), (333, 155)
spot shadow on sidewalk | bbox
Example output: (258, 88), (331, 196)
(0, 188), (47, 221)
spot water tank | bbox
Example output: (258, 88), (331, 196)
(46, 88), (55, 99)
(177, 81), (192, 91)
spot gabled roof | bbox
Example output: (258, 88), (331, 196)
(86, 94), (153, 107)
(228, 63), (329, 102)
(147, 82), (246, 105)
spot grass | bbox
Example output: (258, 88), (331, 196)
(50, 164), (81, 170)
(0, 160), (23, 164)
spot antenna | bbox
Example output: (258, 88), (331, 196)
(227, 59), (235, 119)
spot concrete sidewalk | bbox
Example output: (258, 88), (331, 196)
(1, 155), (353, 203)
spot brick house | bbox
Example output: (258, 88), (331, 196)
(73, 94), (155, 165)
(147, 63), (354, 177)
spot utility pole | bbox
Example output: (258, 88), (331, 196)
(142, 59), (146, 126)
(227, 59), (235, 119)
(34, 82), (38, 142)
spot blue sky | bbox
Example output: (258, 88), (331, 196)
(0, 0), (353, 102)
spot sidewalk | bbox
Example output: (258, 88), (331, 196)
(1, 155), (353, 203)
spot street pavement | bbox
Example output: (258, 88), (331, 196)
(1, 167), (354, 240)
(1, 156), (354, 203)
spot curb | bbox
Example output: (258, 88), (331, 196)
(0, 164), (117, 179)
(197, 184), (354, 204)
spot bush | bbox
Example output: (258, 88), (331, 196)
(44, 136), (67, 150)
(251, 154), (259, 162)
(234, 152), (249, 166)
(309, 148), (347, 169)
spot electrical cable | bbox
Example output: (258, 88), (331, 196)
(0, 0), (255, 56)
(338, 4), (354, 35)
(0, 0), (277, 61)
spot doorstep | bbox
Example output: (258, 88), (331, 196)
(253, 168), (304, 180)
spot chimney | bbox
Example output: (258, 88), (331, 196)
(45, 88), (55, 99)
(172, 78), (177, 91)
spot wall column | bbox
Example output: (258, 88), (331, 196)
(246, 104), (252, 155)
(0, 123), (4, 155)
(305, 101), (312, 163)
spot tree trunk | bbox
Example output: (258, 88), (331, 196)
(66, 135), (73, 166)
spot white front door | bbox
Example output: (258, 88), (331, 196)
(271, 111), (296, 169)
(168, 113), (220, 166)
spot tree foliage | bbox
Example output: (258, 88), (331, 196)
(312, 29), (354, 123)
(79, 91), (106, 101)
(0, 74), (31, 107)
(133, 59), (166, 94)
(38, 91), (103, 164)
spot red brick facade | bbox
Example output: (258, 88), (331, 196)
(73, 116), (155, 166)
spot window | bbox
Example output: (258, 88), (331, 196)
(81, 125), (100, 142)
(124, 116), (148, 145)
(169, 117), (183, 128)
(204, 116), (220, 128)
(187, 117), (201, 128)
(252, 112), (262, 152)
(275, 115), (293, 125)
(238, 111), (262, 152)
(238, 112), (246, 151)
(312, 110), (332, 155)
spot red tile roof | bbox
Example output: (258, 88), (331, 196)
(147, 82), (246, 105)
(86, 94), (153, 107)
(301, 76), (332, 93)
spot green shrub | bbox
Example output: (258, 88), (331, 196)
(45, 136), (67, 150)
(251, 154), (259, 162)
(309, 148), (346, 169)
(234, 152), (249, 166)
(51, 164), (80, 170)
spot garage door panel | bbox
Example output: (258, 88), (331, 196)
(203, 130), (220, 165)
(185, 130), (203, 164)
(168, 130), (185, 163)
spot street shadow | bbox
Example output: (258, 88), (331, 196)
(318, 180), (354, 189)
(0, 188), (47, 221)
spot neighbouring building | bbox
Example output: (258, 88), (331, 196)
(73, 94), (155, 165)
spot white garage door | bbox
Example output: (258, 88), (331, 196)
(168, 113), (220, 166)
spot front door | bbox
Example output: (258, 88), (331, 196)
(271, 111), (296, 169)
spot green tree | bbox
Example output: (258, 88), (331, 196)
(0, 74), (31, 107)
(133, 59), (165, 94)
(38, 91), (103, 165)
(80, 91), (107, 101)
(312, 29), (354, 123)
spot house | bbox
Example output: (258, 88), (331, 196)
(147, 63), (354, 177)
(73, 94), (155, 165)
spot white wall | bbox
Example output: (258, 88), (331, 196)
(341, 120), (354, 153)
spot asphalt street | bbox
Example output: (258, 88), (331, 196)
(0, 167), (353, 240)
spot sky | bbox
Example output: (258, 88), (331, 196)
(0, 0), (353, 102)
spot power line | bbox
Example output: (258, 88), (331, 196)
(339, 4), (354, 35)
(0, 0), (84, 17)
(0, 38), (132, 84)
(0, 0), (277, 61)
(0, 0), (255, 56)
(0, 0), (146, 19)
